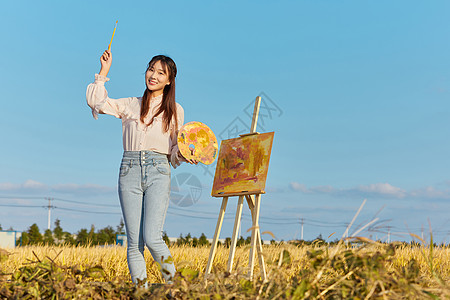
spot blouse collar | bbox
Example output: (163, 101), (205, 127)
(151, 93), (163, 102)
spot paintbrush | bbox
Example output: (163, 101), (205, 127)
(108, 20), (118, 51)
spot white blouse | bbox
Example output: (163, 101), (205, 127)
(86, 74), (185, 168)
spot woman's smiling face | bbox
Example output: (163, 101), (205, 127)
(145, 60), (170, 96)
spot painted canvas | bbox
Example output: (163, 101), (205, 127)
(211, 132), (274, 197)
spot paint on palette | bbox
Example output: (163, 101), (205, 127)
(211, 132), (274, 196)
(178, 121), (218, 165)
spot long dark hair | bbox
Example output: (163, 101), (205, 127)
(140, 55), (178, 133)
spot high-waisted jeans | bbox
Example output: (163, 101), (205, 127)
(118, 150), (176, 283)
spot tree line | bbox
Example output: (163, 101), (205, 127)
(1, 220), (260, 247)
(10, 219), (125, 246)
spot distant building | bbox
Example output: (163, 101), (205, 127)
(0, 230), (22, 248)
(116, 234), (127, 246)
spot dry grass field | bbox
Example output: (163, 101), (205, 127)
(0, 241), (449, 299)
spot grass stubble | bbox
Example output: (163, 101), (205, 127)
(0, 238), (449, 299)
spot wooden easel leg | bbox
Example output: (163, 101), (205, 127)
(246, 194), (266, 281)
(248, 194), (262, 280)
(256, 230), (266, 281)
(204, 197), (228, 279)
(254, 212), (266, 281)
(227, 195), (244, 272)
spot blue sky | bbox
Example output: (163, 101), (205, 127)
(0, 1), (449, 243)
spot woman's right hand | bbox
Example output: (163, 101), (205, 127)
(99, 50), (112, 77)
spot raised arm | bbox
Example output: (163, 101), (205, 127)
(99, 50), (112, 77)
(86, 50), (131, 119)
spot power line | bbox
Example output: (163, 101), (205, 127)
(0, 203), (121, 216)
(302, 221), (346, 228)
(167, 211), (234, 220)
(55, 207), (121, 215)
(1, 195), (448, 239)
(0, 196), (45, 200)
(0, 204), (44, 208)
(0, 201), (381, 229)
(168, 207), (348, 226)
(0, 195), (417, 230)
(304, 218), (348, 225)
(0, 195), (119, 208)
(258, 220), (300, 225)
(169, 205), (226, 215)
(53, 197), (119, 208)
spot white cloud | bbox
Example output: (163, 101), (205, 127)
(51, 183), (116, 196)
(3, 179), (450, 202)
(409, 186), (450, 200)
(288, 181), (449, 200)
(23, 180), (47, 190)
(15, 198), (33, 205)
(289, 182), (308, 192)
(0, 180), (116, 197)
(290, 183), (337, 194)
(311, 185), (336, 194)
(353, 183), (406, 198)
(0, 180), (48, 192)
(266, 186), (287, 193)
(0, 182), (20, 190)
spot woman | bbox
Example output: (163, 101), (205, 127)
(86, 50), (196, 284)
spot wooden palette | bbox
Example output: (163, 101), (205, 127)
(177, 121), (218, 165)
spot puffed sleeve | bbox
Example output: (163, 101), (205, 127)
(86, 74), (131, 119)
(169, 104), (188, 168)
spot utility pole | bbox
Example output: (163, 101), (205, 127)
(387, 226), (391, 244)
(46, 197), (55, 230)
(421, 224), (424, 241)
(300, 218), (304, 240)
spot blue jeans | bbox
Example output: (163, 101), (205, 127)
(118, 150), (176, 283)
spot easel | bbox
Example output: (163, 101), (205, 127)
(204, 96), (267, 281)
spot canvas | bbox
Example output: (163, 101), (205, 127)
(211, 132), (274, 196)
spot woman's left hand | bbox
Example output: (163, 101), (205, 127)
(187, 158), (199, 165)
(178, 150), (198, 165)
